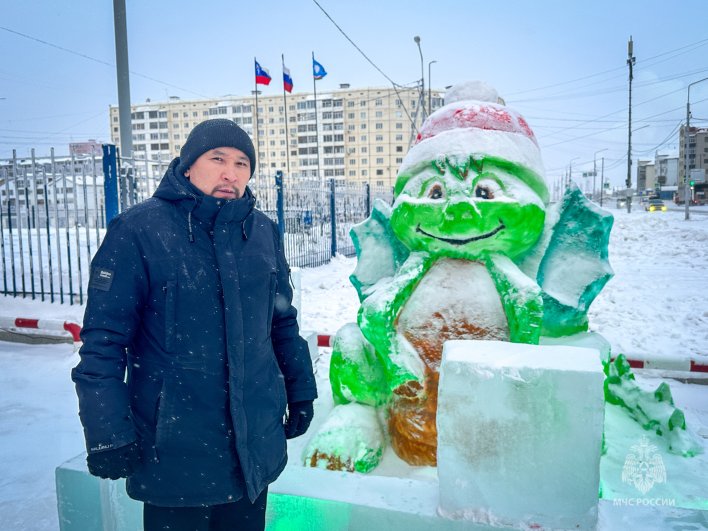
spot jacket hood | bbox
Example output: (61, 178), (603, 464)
(154, 158), (257, 241)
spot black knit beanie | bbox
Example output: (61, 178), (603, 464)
(177, 119), (256, 177)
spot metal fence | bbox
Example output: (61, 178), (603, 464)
(0, 147), (393, 304)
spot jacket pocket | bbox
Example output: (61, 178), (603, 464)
(164, 280), (177, 351)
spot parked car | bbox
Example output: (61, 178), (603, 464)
(645, 199), (667, 212)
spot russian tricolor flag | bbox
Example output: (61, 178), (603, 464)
(255, 59), (271, 85)
(283, 66), (293, 93)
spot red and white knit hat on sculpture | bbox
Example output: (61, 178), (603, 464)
(399, 80), (545, 183)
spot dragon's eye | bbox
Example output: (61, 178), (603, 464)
(475, 185), (494, 200)
(428, 183), (444, 199)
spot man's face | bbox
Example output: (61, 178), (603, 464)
(185, 147), (251, 199)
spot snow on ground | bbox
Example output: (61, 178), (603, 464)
(0, 205), (707, 530)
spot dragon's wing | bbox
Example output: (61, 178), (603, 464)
(349, 198), (410, 302)
(528, 184), (614, 337)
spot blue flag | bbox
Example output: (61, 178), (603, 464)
(313, 57), (327, 80)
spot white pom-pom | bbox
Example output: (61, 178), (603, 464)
(444, 81), (500, 105)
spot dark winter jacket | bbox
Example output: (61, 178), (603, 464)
(72, 158), (317, 506)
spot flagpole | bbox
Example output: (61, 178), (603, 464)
(313, 52), (322, 183)
(254, 57), (259, 180)
(281, 54), (291, 178)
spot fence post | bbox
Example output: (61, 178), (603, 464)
(330, 178), (337, 257)
(275, 171), (285, 240)
(102, 144), (120, 224)
(365, 182), (371, 218)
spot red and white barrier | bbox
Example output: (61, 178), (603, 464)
(1, 323), (706, 374)
(0, 317), (82, 343)
(316, 333), (708, 374)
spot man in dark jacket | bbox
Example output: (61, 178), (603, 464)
(72, 119), (317, 531)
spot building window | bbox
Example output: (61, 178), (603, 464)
(376, 158), (384, 164)
(376, 146), (384, 153)
(375, 123), (383, 130)
(376, 169), (384, 175)
(396, 123), (403, 129)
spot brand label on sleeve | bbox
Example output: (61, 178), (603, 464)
(89, 267), (115, 291)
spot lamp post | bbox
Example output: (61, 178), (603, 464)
(684, 76), (708, 221)
(593, 149), (608, 202)
(414, 36), (425, 119)
(428, 60), (437, 116)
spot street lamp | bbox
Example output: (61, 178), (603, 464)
(428, 60), (437, 116)
(593, 149), (608, 201)
(684, 76), (708, 221)
(413, 36), (425, 119)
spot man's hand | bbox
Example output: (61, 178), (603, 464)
(284, 400), (314, 439)
(86, 441), (140, 480)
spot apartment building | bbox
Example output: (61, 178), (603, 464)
(678, 125), (708, 183)
(109, 85), (444, 187)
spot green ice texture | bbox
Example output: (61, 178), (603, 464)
(603, 354), (702, 457)
(320, 152), (695, 473)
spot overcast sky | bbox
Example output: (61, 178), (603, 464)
(2, 0), (708, 188)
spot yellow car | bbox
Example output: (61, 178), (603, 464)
(645, 199), (667, 212)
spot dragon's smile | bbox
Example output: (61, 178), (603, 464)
(415, 221), (505, 245)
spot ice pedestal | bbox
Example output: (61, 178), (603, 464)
(437, 340), (605, 530)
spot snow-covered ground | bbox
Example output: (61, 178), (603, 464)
(0, 206), (707, 530)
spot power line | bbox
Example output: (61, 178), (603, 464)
(0, 25), (211, 99)
(309, 0), (420, 133)
(507, 37), (708, 97)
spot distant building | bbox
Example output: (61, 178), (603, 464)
(69, 140), (103, 157)
(109, 85), (444, 187)
(654, 153), (679, 186)
(678, 125), (708, 183)
(636, 160), (655, 192)
(637, 153), (680, 194)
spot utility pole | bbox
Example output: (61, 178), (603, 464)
(684, 76), (708, 221)
(600, 157), (605, 207)
(113, 0), (132, 160)
(626, 36), (636, 213)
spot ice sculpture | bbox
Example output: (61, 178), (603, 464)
(304, 82), (699, 473)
